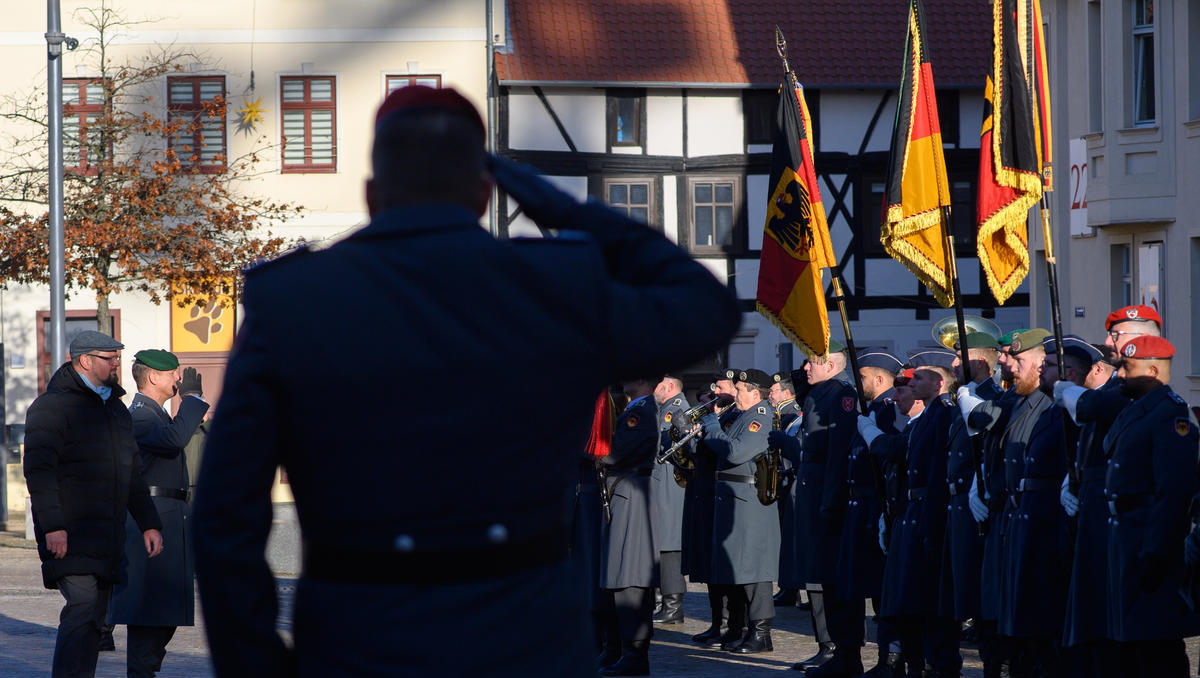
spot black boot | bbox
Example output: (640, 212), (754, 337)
(652, 593), (684, 624)
(98, 625), (116, 652)
(791, 642), (836, 671)
(595, 615), (622, 668)
(718, 598), (747, 651)
(805, 649), (864, 678)
(774, 587), (799, 606)
(692, 589), (727, 644)
(732, 618), (774, 654)
(862, 651), (903, 677)
(796, 590), (812, 611)
(601, 641), (650, 676)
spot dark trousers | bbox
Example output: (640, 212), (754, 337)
(1007, 635), (1060, 678)
(893, 614), (960, 675)
(742, 581), (774, 621)
(823, 588), (863, 659)
(659, 551), (685, 596)
(52, 575), (112, 678)
(977, 618), (1007, 675)
(873, 599), (901, 663)
(1114, 639), (1190, 678)
(598, 586), (654, 643)
(1060, 640), (1122, 678)
(127, 625), (177, 678)
(808, 587), (831, 644)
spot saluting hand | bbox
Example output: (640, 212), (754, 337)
(144, 529), (164, 558)
(45, 530), (68, 559)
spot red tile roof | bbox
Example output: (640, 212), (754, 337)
(495, 0), (990, 89)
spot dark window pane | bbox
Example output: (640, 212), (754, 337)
(630, 207), (649, 223)
(1135, 36), (1155, 122)
(616, 97), (636, 143)
(695, 183), (712, 203)
(715, 183), (733, 203)
(695, 207), (713, 246)
(715, 206), (734, 245)
(630, 183), (648, 205)
(609, 184), (628, 205)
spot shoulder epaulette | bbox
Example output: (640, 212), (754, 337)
(1169, 391), (1187, 405)
(757, 406), (768, 415)
(672, 398), (683, 407)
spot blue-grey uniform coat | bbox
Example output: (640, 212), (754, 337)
(1000, 404), (1075, 638)
(681, 406), (739, 583)
(775, 402), (804, 590)
(836, 389), (898, 601)
(1063, 376), (1128, 646)
(1104, 384), (1200, 642)
(651, 395), (689, 553)
(600, 395), (660, 589)
(191, 201), (741, 678)
(110, 392), (209, 626)
(880, 395), (954, 617)
(796, 375), (858, 587)
(938, 407), (983, 621)
(703, 401), (779, 585)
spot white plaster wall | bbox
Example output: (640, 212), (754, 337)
(686, 93), (742, 157)
(959, 93), (984, 149)
(820, 91), (894, 154)
(647, 92), (684, 157)
(508, 88), (606, 153)
(662, 175), (679, 244)
(506, 175), (588, 237)
(746, 174), (769, 250)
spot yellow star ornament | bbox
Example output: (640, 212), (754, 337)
(237, 97), (266, 130)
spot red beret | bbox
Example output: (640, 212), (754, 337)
(374, 85), (484, 133)
(1120, 335), (1175, 360)
(1105, 305), (1161, 331)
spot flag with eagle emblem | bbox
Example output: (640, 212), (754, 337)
(756, 76), (836, 357)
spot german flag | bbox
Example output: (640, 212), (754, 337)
(881, 0), (954, 308)
(756, 75), (837, 357)
(977, 0), (1054, 305)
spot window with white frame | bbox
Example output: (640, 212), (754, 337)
(385, 74), (442, 94)
(1132, 0), (1155, 124)
(603, 178), (654, 226)
(168, 76), (226, 171)
(63, 79), (106, 173)
(281, 76), (337, 173)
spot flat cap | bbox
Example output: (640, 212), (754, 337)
(955, 333), (999, 350)
(1105, 305), (1162, 331)
(1011, 329), (1052, 354)
(375, 85), (485, 133)
(1121, 335), (1175, 359)
(907, 347), (957, 370)
(739, 369), (773, 388)
(69, 330), (123, 357)
(1042, 334), (1102, 366)
(133, 349), (179, 371)
(856, 348), (904, 374)
(998, 329), (1029, 348)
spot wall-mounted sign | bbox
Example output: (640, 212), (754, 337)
(171, 281), (235, 353)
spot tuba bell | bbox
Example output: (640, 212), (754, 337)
(931, 315), (1003, 351)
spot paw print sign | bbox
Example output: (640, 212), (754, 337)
(171, 290), (236, 353)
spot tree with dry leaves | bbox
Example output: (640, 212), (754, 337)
(0, 3), (300, 331)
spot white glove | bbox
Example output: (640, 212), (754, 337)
(1056, 382), (1087, 425)
(857, 414), (883, 445)
(968, 473), (989, 523)
(957, 385), (985, 435)
(1060, 474), (1079, 517)
(878, 514), (887, 553)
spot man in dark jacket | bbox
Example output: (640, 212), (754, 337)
(192, 86), (741, 678)
(24, 331), (163, 678)
(109, 350), (209, 678)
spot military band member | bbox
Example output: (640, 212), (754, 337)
(834, 348), (902, 678)
(791, 342), (859, 674)
(861, 347), (960, 677)
(769, 371), (804, 608)
(700, 368), (780, 654)
(999, 337), (1095, 676)
(1102, 336), (1199, 677)
(596, 378), (662, 676)
(684, 371), (740, 647)
(650, 376), (690, 625)
(940, 334), (999, 634)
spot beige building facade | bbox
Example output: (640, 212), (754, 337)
(1034, 0), (1200, 401)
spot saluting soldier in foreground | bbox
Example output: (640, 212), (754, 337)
(109, 351), (209, 678)
(191, 86), (741, 678)
(1102, 335), (1200, 677)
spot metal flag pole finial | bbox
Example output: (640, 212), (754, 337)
(775, 25), (791, 76)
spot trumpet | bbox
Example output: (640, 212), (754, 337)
(655, 394), (734, 465)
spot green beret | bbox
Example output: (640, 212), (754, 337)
(1010, 329), (1052, 354)
(998, 329), (1029, 348)
(826, 338), (846, 355)
(134, 349), (179, 371)
(955, 332), (999, 350)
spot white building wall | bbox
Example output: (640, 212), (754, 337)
(647, 91), (684, 157)
(686, 93), (742, 157)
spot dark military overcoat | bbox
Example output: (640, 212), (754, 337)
(1104, 384), (1200, 642)
(110, 392), (209, 626)
(774, 410), (804, 590)
(796, 375), (858, 587)
(703, 401), (779, 585)
(836, 388), (898, 601)
(938, 407), (984, 621)
(650, 395), (689, 553)
(599, 395), (660, 589)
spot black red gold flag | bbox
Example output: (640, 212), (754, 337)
(756, 76), (837, 357)
(881, 0), (954, 308)
(977, 0), (1054, 305)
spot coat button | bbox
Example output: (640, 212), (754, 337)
(393, 535), (415, 552)
(487, 524), (509, 544)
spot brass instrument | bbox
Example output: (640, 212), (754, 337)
(932, 315), (1003, 351)
(754, 409), (784, 505)
(655, 395), (731, 465)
